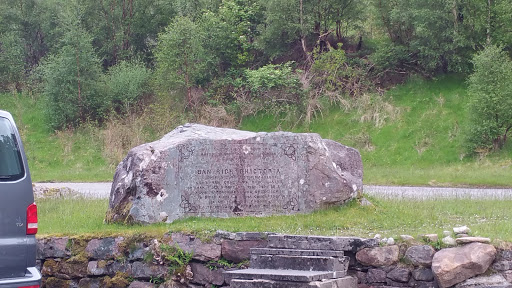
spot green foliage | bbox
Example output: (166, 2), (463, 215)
(0, 31), (25, 87)
(466, 45), (512, 153)
(38, 1), (103, 130)
(101, 60), (151, 115)
(206, 258), (249, 270)
(154, 16), (211, 109)
(237, 62), (305, 120)
(159, 243), (193, 274)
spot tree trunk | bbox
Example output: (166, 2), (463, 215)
(487, 0), (492, 44)
(300, 0), (311, 63)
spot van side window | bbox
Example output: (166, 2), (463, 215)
(0, 117), (24, 181)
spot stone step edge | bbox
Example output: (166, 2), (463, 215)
(229, 276), (357, 288)
(250, 248), (345, 257)
(267, 234), (378, 252)
(224, 268), (335, 282)
(249, 255), (349, 276)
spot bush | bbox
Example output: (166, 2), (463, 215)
(465, 45), (512, 154)
(102, 60), (151, 115)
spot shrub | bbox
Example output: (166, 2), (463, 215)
(465, 45), (512, 154)
(102, 60), (151, 115)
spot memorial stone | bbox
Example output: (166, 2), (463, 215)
(105, 124), (363, 224)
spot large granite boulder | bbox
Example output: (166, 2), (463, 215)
(432, 242), (497, 288)
(106, 124), (362, 224)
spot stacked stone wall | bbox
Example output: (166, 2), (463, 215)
(37, 232), (512, 288)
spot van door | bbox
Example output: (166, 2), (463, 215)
(0, 116), (32, 278)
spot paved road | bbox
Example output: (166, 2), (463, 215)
(33, 183), (512, 200)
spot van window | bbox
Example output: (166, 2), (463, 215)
(0, 117), (24, 181)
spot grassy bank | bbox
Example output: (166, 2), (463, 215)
(242, 75), (512, 187)
(37, 196), (512, 242)
(0, 93), (114, 182)
(2, 75), (512, 186)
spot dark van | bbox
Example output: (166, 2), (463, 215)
(0, 110), (41, 288)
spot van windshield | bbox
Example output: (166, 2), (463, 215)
(0, 117), (24, 181)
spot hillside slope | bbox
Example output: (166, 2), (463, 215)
(241, 75), (512, 187)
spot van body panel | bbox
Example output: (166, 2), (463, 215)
(0, 111), (41, 286)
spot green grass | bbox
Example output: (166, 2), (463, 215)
(37, 196), (512, 242)
(241, 74), (512, 187)
(2, 74), (512, 186)
(0, 93), (114, 182)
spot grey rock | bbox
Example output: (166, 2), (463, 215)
(386, 278), (410, 287)
(405, 245), (436, 267)
(456, 237), (491, 244)
(85, 237), (124, 260)
(442, 236), (456, 247)
(493, 261), (512, 271)
(431, 242), (497, 288)
(499, 250), (512, 261)
(412, 268), (434, 282)
(108, 261), (133, 275)
(453, 226), (471, 234)
(457, 234), (470, 238)
(356, 245), (399, 267)
(106, 124), (362, 224)
(78, 278), (103, 288)
(267, 235), (378, 253)
(128, 246), (150, 261)
(387, 267), (411, 283)
(45, 277), (79, 288)
(409, 279), (439, 288)
(503, 271), (512, 283)
(37, 237), (70, 259)
(387, 238), (395, 245)
(366, 268), (387, 283)
(128, 281), (156, 288)
(360, 198), (374, 207)
(168, 233), (221, 261)
(132, 261), (168, 280)
(355, 271), (367, 284)
(400, 235), (415, 242)
(222, 239), (267, 263)
(87, 260), (108, 276)
(443, 231), (452, 237)
(158, 281), (188, 288)
(423, 234), (439, 243)
(190, 262), (225, 286)
(454, 274), (512, 288)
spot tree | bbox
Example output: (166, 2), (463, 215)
(0, 31), (25, 89)
(39, 1), (102, 130)
(466, 45), (512, 153)
(154, 16), (210, 110)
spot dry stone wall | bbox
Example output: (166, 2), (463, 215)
(37, 232), (512, 288)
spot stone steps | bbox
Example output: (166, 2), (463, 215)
(251, 248), (345, 257)
(250, 254), (349, 277)
(227, 269), (334, 282)
(226, 235), (368, 288)
(230, 276), (357, 288)
(267, 235), (378, 252)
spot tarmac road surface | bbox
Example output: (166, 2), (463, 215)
(33, 183), (512, 200)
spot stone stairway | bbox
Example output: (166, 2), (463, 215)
(225, 234), (378, 288)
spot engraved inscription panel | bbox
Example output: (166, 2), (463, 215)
(175, 139), (307, 216)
